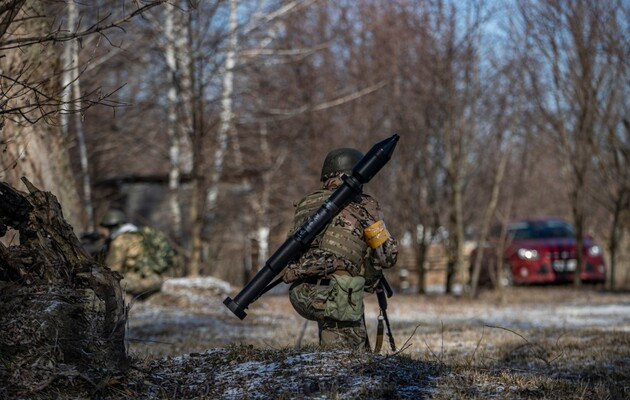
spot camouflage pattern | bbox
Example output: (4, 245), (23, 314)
(289, 281), (329, 321)
(137, 226), (176, 274)
(289, 282), (366, 350)
(284, 175), (398, 283)
(105, 225), (175, 297)
(284, 174), (398, 349)
(319, 320), (366, 350)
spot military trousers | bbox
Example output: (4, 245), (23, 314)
(289, 281), (367, 350)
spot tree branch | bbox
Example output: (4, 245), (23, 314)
(0, 0), (167, 50)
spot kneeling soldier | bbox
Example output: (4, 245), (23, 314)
(283, 148), (398, 350)
(100, 209), (172, 298)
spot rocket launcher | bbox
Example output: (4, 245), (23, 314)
(223, 134), (400, 319)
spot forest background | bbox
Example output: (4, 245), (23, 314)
(1, 0), (629, 295)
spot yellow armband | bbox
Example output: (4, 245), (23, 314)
(364, 220), (391, 249)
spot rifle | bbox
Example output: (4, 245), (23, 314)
(374, 275), (396, 352)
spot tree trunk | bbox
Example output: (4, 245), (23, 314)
(608, 197), (621, 290)
(187, 6), (203, 277)
(571, 180), (585, 287)
(61, 0), (94, 231)
(495, 224), (509, 305)
(254, 122), (273, 269)
(445, 170), (464, 294)
(73, 56), (94, 231)
(470, 136), (512, 298)
(164, 2), (183, 240)
(0, 3), (83, 229)
(415, 226), (427, 295)
(205, 0), (237, 219)
(60, 0), (73, 138)
(189, 157), (204, 277)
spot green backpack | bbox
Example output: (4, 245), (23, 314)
(136, 226), (176, 274)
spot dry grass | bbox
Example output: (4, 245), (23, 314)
(8, 285), (628, 398)
(382, 287), (630, 399)
(115, 285), (630, 398)
(421, 328), (630, 399)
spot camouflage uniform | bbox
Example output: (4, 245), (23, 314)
(106, 223), (164, 297)
(283, 175), (398, 350)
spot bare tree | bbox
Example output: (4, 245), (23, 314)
(0, 0), (165, 123)
(594, 118), (630, 290)
(163, 0), (185, 240)
(63, 0), (94, 230)
(412, 0), (488, 294)
(469, 133), (513, 298)
(517, 0), (627, 286)
(1, 0), (166, 228)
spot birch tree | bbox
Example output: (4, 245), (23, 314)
(163, 1), (185, 239)
(63, 0), (94, 230)
(205, 0), (238, 220)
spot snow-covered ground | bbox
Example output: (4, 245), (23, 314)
(121, 279), (630, 399)
(388, 298), (630, 330)
(128, 279), (630, 355)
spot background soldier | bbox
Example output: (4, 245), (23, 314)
(100, 209), (175, 298)
(283, 148), (398, 350)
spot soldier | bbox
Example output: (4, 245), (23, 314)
(99, 209), (168, 298)
(283, 148), (398, 350)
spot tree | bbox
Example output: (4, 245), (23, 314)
(62, 0), (94, 230)
(517, 0), (628, 286)
(1, 0), (165, 229)
(414, 0), (488, 294)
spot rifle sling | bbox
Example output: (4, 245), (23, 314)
(253, 276), (284, 303)
(383, 310), (396, 351)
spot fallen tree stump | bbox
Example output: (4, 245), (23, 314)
(0, 178), (127, 398)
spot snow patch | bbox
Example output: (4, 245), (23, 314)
(162, 276), (232, 295)
(389, 300), (630, 330)
(42, 300), (67, 314)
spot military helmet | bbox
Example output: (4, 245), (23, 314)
(100, 209), (126, 227)
(320, 148), (363, 181)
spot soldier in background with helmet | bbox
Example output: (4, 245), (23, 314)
(283, 148), (398, 350)
(99, 209), (166, 298)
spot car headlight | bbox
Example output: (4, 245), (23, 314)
(517, 248), (539, 260)
(588, 245), (601, 257)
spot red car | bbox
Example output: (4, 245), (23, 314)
(471, 218), (606, 286)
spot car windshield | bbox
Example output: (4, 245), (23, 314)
(508, 220), (576, 240)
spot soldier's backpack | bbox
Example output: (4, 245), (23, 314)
(136, 226), (176, 274)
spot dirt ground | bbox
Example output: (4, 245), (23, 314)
(124, 281), (630, 399)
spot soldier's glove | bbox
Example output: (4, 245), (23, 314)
(364, 220), (391, 249)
